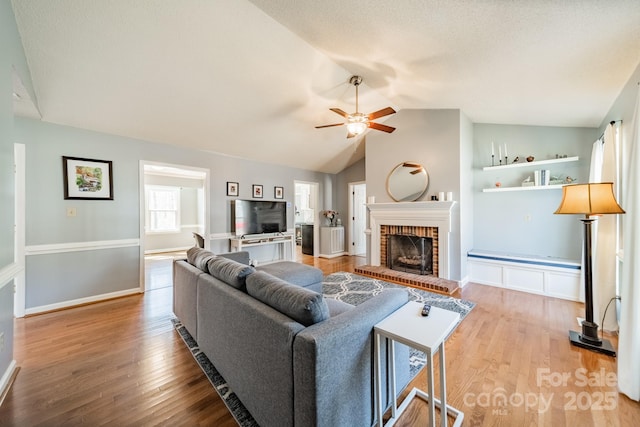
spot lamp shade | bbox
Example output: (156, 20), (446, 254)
(554, 182), (625, 215)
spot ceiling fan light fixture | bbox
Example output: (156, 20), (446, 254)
(347, 113), (368, 136)
(315, 75), (396, 138)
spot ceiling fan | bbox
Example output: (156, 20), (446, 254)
(315, 75), (396, 138)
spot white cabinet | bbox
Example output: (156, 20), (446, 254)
(319, 226), (345, 259)
(481, 156), (579, 192)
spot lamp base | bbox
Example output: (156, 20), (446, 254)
(569, 330), (616, 357)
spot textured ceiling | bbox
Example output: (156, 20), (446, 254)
(11, 0), (640, 173)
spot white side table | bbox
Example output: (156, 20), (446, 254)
(374, 301), (464, 427)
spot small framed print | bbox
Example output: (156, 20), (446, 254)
(227, 181), (239, 197)
(252, 184), (263, 198)
(274, 186), (284, 199)
(63, 156), (113, 200)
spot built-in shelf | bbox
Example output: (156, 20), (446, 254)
(482, 184), (565, 193)
(482, 156), (579, 171)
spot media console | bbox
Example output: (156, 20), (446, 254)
(229, 234), (295, 264)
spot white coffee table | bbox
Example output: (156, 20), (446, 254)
(374, 301), (464, 427)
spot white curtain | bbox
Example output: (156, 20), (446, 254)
(618, 86), (640, 401)
(592, 124), (619, 332)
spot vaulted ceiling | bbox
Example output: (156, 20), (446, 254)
(11, 0), (640, 173)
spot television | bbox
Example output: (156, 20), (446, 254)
(231, 199), (287, 236)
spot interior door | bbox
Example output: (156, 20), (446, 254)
(352, 183), (367, 255)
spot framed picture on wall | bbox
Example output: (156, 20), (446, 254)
(274, 186), (284, 199)
(63, 156), (113, 200)
(227, 181), (239, 197)
(252, 184), (263, 198)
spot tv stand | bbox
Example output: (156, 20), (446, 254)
(229, 233), (295, 264)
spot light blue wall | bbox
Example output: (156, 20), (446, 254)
(15, 117), (329, 310)
(366, 109), (467, 280)
(473, 124), (597, 260)
(0, 0), (32, 385)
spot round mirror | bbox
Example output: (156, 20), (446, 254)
(386, 162), (429, 202)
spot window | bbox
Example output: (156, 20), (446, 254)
(146, 186), (180, 233)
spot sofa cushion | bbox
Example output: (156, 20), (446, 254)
(325, 298), (354, 317)
(206, 256), (255, 291)
(257, 261), (323, 288)
(246, 271), (329, 326)
(187, 247), (216, 272)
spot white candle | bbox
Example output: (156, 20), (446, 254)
(446, 191), (453, 201)
(499, 145), (502, 159)
(438, 192), (445, 201)
(504, 144), (508, 157)
(491, 142), (495, 156)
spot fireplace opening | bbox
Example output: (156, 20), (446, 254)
(386, 234), (433, 275)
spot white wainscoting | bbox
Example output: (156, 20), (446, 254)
(0, 262), (22, 291)
(25, 238), (140, 256)
(468, 250), (581, 301)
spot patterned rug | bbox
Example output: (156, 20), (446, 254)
(324, 272), (475, 377)
(172, 272), (475, 426)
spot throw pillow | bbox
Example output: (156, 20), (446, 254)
(207, 256), (255, 291)
(187, 247), (216, 272)
(246, 271), (329, 326)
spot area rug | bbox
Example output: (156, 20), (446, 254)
(323, 272), (475, 377)
(172, 272), (475, 426)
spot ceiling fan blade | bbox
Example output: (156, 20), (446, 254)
(330, 108), (350, 118)
(410, 168), (424, 175)
(368, 107), (396, 120)
(368, 122), (396, 133)
(402, 162), (421, 168)
(315, 123), (345, 129)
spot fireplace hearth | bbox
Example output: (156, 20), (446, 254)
(387, 234), (433, 275)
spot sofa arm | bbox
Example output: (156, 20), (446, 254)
(293, 289), (410, 427)
(218, 250), (250, 265)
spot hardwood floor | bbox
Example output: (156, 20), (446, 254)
(1, 254), (638, 426)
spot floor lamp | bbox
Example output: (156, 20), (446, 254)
(554, 182), (625, 356)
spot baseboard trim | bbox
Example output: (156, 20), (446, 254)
(0, 360), (18, 407)
(144, 246), (191, 255)
(25, 287), (142, 316)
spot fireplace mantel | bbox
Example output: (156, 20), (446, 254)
(367, 201), (456, 280)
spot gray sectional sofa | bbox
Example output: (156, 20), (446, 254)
(173, 247), (411, 427)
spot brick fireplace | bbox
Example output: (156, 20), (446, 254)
(382, 225), (438, 276)
(361, 201), (457, 292)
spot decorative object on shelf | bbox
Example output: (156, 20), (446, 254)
(512, 156), (520, 163)
(63, 156), (113, 200)
(521, 176), (534, 187)
(495, 181), (502, 187)
(274, 186), (284, 199)
(526, 156), (535, 162)
(565, 176), (574, 183)
(438, 191), (445, 201)
(322, 209), (339, 226)
(226, 181), (239, 197)
(252, 184), (263, 198)
(491, 141), (495, 166)
(386, 162), (429, 202)
(554, 182), (625, 356)
(446, 191), (453, 201)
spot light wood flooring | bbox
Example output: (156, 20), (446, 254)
(1, 254), (638, 426)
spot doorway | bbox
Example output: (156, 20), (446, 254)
(294, 181), (319, 261)
(139, 161), (209, 291)
(349, 182), (367, 256)
(14, 143), (25, 317)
